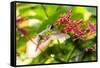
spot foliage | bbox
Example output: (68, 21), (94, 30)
(16, 3), (97, 65)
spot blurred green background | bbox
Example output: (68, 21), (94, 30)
(16, 2), (97, 65)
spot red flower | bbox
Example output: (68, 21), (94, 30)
(89, 23), (96, 32)
(16, 17), (28, 24)
(58, 16), (67, 24)
(53, 10), (96, 39)
(84, 48), (93, 52)
(73, 20), (82, 26)
(64, 26), (72, 32)
(73, 27), (84, 36)
(18, 28), (27, 36)
(58, 10), (72, 24)
(65, 20), (82, 28)
(84, 28), (90, 34)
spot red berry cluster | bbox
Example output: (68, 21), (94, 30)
(53, 10), (96, 38)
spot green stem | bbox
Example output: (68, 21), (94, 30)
(41, 5), (49, 19)
(66, 45), (76, 62)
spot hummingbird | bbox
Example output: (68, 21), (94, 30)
(35, 24), (55, 51)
